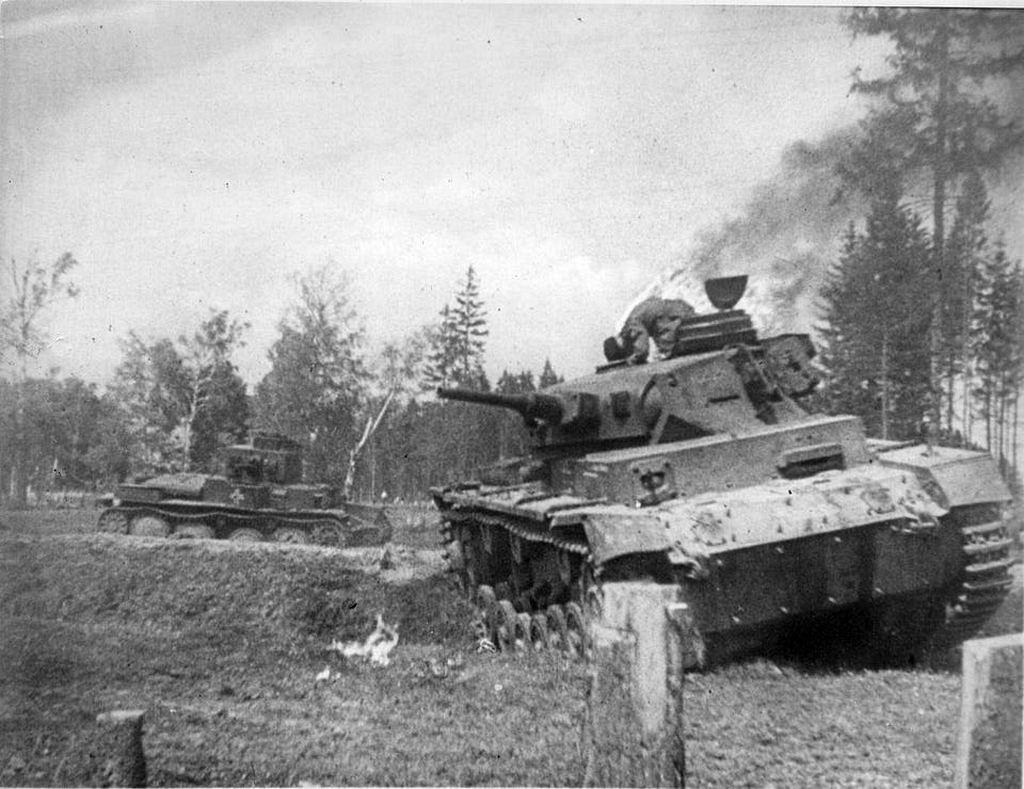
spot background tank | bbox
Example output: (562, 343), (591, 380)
(97, 432), (391, 547)
(432, 277), (1017, 666)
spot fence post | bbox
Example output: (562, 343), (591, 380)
(582, 582), (701, 788)
(955, 633), (1022, 789)
(90, 709), (147, 787)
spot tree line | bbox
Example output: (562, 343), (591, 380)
(2, 9), (1021, 506)
(816, 9), (1023, 489)
(0, 260), (560, 505)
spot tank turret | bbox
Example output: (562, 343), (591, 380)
(439, 277), (822, 458)
(431, 275), (1015, 668)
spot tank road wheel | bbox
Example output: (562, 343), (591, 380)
(556, 549), (575, 589)
(546, 605), (569, 653)
(129, 514), (170, 538)
(513, 613), (532, 653)
(457, 526), (485, 592)
(228, 527), (263, 542)
(475, 584), (497, 613)
(96, 510), (129, 534)
(174, 524), (214, 540)
(494, 581), (513, 604)
(583, 578), (604, 622)
(442, 536), (464, 574)
(488, 600), (518, 652)
(510, 535), (525, 565)
(311, 522), (346, 547)
(529, 613), (550, 651)
(274, 527), (310, 545)
(564, 602), (589, 659)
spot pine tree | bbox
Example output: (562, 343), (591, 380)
(538, 359), (563, 388)
(940, 170), (990, 441)
(423, 266), (489, 390)
(842, 8), (1024, 430)
(818, 189), (932, 440)
(972, 241), (1024, 465)
(451, 265), (489, 388)
(422, 305), (459, 389)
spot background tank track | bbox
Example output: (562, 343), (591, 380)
(438, 494), (1015, 664)
(97, 503), (391, 547)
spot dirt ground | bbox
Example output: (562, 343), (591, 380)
(0, 507), (1021, 787)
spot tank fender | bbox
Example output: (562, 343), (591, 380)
(571, 466), (948, 568)
(579, 509), (673, 566)
(873, 445), (1011, 509)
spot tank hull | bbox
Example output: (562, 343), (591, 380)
(98, 500), (391, 546)
(434, 443), (1014, 666)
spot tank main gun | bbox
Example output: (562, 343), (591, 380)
(437, 387), (599, 430)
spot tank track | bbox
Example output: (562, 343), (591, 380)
(937, 502), (1016, 646)
(440, 498), (1018, 660)
(97, 504), (388, 547)
(440, 507), (595, 657)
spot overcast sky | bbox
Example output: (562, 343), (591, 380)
(2, 2), (1020, 387)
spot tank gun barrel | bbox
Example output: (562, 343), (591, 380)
(437, 387), (565, 424)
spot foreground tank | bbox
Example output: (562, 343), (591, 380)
(432, 276), (1016, 666)
(97, 433), (391, 547)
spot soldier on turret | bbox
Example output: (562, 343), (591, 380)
(604, 296), (696, 364)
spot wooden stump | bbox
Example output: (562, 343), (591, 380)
(582, 582), (700, 788)
(955, 633), (1022, 789)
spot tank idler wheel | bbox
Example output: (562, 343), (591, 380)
(274, 527), (310, 544)
(475, 585), (497, 614)
(129, 515), (170, 538)
(97, 510), (129, 534)
(488, 599), (518, 652)
(545, 605), (569, 653)
(529, 613), (550, 651)
(228, 527), (263, 542)
(174, 524), (214, 540)
(564, 602), (588, 660)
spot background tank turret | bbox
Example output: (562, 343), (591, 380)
(96, 432), (391, 547)
(432, 276), (1016, 666)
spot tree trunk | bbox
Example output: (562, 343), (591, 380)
(961, 364), (973, 446)
(881, 331), (890, 440)
(11, 369), (28, 507)
(985, 389), (992, 453)
(945, 360), (955, 437)
(929, 23), (951, 440)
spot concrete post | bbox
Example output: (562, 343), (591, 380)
(582, 582), (701, 788)
(955, 633), (1022, 789)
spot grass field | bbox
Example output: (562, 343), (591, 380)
(0, 507), (1020, 787)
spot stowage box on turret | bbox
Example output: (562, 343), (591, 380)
(97, 433), (391, 547)
(432, 276), (1016, 666)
